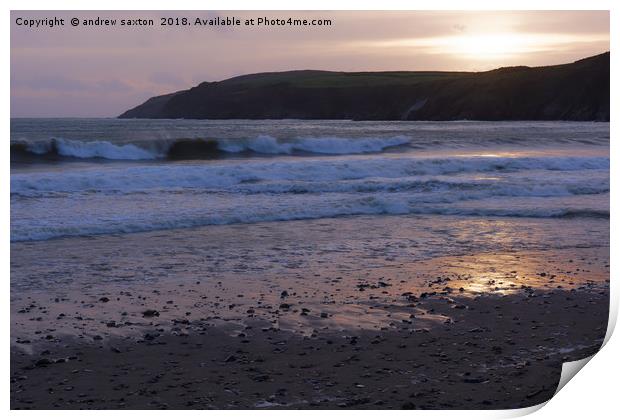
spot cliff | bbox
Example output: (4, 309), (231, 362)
(119, 52), (609, 121)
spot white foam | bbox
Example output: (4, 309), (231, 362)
(10, 151), (610, 241)
(10, 155), (609, 196)
(15, 135), (411, 160)
(56, 138), (160, 160)
(10, 192), (609, 242)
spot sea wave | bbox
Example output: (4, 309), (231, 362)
(10, 120), (610, 243)
(10, 152), (609, 242)
(10, 201), (609, 243)
(10, 135), (411, 161)
(10, 154), (609, 196)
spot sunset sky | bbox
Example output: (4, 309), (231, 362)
(11, 10), (610, 117)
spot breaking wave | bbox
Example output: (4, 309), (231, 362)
(10, 155), (609, 196)
(10, 202), (609, 242)
(10, 120), (610, 243)
(10, 152), (609, 241)
(10, 135), (411, 161)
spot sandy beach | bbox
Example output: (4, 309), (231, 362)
(9, 8), (612, 412)
(10, 215), (609, 409)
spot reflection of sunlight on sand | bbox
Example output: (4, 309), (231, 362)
(440, 254), (534, 295)
(458, 273), (520, 295)
(433, 251), (604, 295)
(454, 152), (522, 158)
(10, 215), (609, 347)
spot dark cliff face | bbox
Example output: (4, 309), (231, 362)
(119, 52), (609, 121)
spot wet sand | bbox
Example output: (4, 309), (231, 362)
(10, 215), (610, 409)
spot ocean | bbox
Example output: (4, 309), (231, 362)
(10, 119), (610, 407)
(10, 119), (609, 243)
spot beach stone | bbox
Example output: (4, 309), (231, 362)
(35, 359), (51, 367)
(463, 377), (487, 384)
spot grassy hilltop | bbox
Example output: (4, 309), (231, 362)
(119, 52), (609, 121)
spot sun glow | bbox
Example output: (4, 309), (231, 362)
(368, 32), (607, 62)
(447, 33), (542, 59)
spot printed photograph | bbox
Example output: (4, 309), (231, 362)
(10, 10), (610, 410)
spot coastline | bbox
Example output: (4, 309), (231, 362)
(11, 215), (610, 409)
(11, 289), (608, 409)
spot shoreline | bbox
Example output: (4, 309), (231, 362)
(11, 288), (608, 409)
(11, 215), (610, 409)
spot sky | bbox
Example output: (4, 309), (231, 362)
(10, 10), (610, 117)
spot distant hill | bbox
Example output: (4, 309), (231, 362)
(119, 52), (609, 121)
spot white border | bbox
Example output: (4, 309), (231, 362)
(3, 1), (617, 419)
(2, 1), (617, 11)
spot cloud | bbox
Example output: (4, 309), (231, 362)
(12, 75), (135, 94)
(11, 75), (89, 92)
(10, 10), (610, 117)
(96, 79), (134, 92)
(148, 72), (186, 87)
